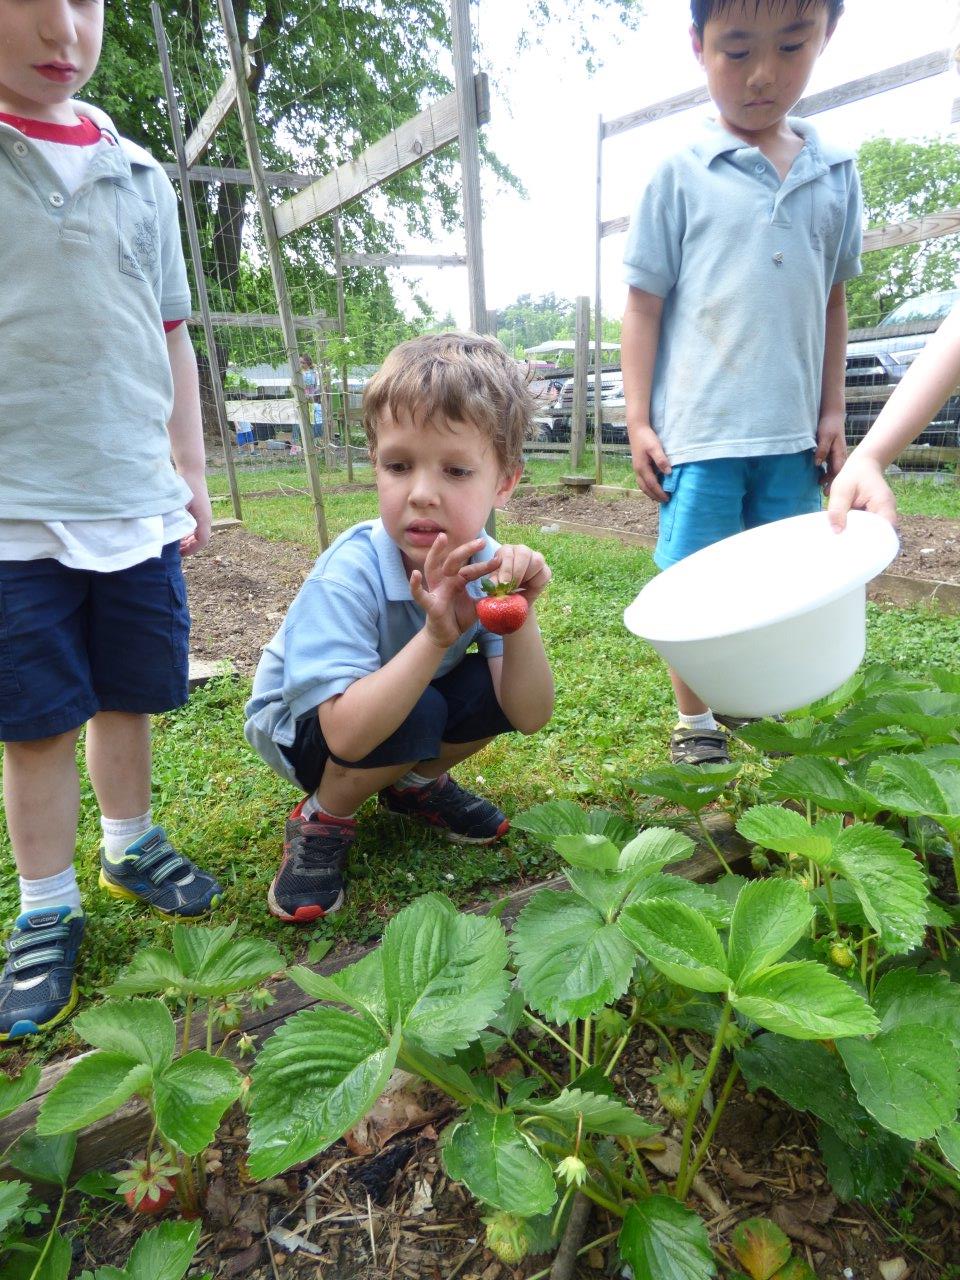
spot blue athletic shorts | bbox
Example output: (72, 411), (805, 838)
(281, 653), (515, 793)
(654, 451), (822, 570)
(0, 542), (190, 742)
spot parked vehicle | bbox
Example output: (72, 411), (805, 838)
(541, 370), (628, 445)
(845, 288), (960, 452)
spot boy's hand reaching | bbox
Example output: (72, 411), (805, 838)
(827, 454), (897, 532)
(815, 411), (847, 488)
(410, 535), (498, 649)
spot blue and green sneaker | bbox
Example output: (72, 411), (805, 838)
(99, 825), (223, 919)
(0, 906), (85, 1041)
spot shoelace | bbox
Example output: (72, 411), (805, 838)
(299, 821), (352, 871)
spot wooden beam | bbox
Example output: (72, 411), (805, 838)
(161, 161), (311, 190)
(187, 311), (335, 331)
(602, 48), (950, 139)
(225, 397), (301, 425)
(273, 73), (490, 238)
(340, 252), (467, 268)
(183, 45), (254, 168)
(862, 205), (960, 253)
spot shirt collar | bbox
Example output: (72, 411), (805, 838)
(691, 116), (854, 167)
(371, 519), (414, 601)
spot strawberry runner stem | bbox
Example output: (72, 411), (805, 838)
(675, 1002), (734, 1200)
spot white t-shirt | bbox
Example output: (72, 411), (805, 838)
(0, 110), (194, 571)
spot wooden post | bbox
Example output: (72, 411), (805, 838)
(593, 113), (605, 486)
(570, 296), (590, 472)
(151, 3), (242, 523)
(449, 0), (488, 334)
(215, 0), (329, 549)
(332, 216), (354, 483)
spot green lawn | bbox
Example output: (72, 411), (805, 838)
(2, 485), (959, 1063)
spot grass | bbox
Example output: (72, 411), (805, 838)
(889, 475), (960, 520)
(2, 484), (959, 1065)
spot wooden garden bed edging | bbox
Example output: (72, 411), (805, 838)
(513, 509), (960, 616)
(0, 817), (748, 1177)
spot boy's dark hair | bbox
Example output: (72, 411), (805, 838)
(691, 0), (843, 35)
(363, 332), (533, 473)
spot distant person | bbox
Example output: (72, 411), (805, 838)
(622, 0), (861, 764)
(291, 354), (323, 455)
(236, 420), (256, 455)
(245, 334), (554, 923)
(829, 304), (960, 529)
(0, 0), (222, 1040)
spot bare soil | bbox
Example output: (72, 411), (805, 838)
(185, 493), (960, 678)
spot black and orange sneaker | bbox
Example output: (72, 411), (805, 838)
(379, 773), (510, 844)
(267, 800), (353, 924)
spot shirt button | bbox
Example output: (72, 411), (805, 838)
(754, 162), (765, 174)
(13, 141), (27, 156)
(49, 192), (65, 207)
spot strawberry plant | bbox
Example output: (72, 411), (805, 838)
(245, 803), (880, 1278)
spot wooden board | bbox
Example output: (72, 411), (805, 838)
(183, 46), (254, 168)
(274, 75), (489, 238)
(340, 252), (467, 269)
(0, 824), (745, 1176)
(163, 161), (311, 190)
(188, 311), (335, 332)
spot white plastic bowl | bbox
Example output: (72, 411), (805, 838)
(623, 510), (900, 717)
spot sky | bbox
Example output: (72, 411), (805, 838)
(398, 0), (959, 330)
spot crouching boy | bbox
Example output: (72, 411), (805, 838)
(245, 333), (554, 922)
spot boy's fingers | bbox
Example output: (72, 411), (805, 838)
(459, 553), (501, 583)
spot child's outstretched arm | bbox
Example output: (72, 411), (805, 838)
(622, 287), (671, 502)
(166, 323), (213, 554)
(319, 534), (497, 762)
(484, 545), (554, 734)
(816, 282), (850, 487)
(828, 305), (960, 530)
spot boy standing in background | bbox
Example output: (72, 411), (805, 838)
(622, 0), (862, 763)
(0, 0), (222, 1040)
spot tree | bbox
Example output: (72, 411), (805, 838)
(847, 136), (960, 329)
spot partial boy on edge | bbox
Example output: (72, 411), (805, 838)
(244, 332), (554, 924)
(621, 0), (862, 764)
(0, 0), (222, 1042)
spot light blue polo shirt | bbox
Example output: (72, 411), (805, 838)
(244, 519), (505, 784)
(0, 102), (194, 520)
(623, 118), (862, 465)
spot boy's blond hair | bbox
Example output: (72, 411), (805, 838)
(363, 332), (533, 473)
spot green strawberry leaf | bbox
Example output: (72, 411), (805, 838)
(872, 968), (960, 1048)
(736, 806), (832, 863)
(619, 899), (729, 994)
(72, 999), (175, 1072)
(730, 1217), (791, 1280)
(731, 962), (878, 1041)
(839, 1024), (960, 1140)
(511, 890), (636, 1022)
(380, 894), (509, 1055)
(736, 1034), (867, 1145)
(619, 1195), (716, 1279)
(7, 1131), (77, 1187)
(0, 1065), (40, 1121)
(442, 1106), (556, 1216)
(248, 1009), (398, 1180)
(818, 1118), (913, 1204)
(37, 1053), (153, 1134)
(153, 1051), (242, 1155)
(827, 823), (929, 955)
(521, 1087), (660, 1138)
(726, 880), (813, 985)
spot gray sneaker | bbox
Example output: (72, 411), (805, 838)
(669, 725), (731, 766)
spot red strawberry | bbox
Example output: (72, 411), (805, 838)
(124, 1185), (175, 1215)
(476, 579), (529, 635)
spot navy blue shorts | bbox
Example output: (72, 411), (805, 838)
(281, 653), (515, 793)
(0, 542), (190, 742)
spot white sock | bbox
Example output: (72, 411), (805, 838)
(101, 811), (153, 863)
(677, 710), (718, 732)
(302, 793), (355, 821)
(393, 770), (437, 791)
(19, 866), (82, 915)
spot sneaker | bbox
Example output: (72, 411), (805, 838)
(669, 725), (731, 766)
(379, 773), (510, 844)
(99, 826), (223, 920)
(268, 801), (352, 924)
(0, 907), (85, 1042)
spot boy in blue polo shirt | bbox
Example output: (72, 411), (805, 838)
(245, 333), (554, 924)
(0, 0), (222, 1040)
(622, 0), (861, 764)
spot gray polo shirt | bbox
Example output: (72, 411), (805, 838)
(244, 519), (505, 784)
(0, 102), (194, 519)
(623, 118), (862, 465)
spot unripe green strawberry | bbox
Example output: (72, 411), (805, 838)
(829, 941), (856, 969)
(657, 1088), (690, 1120)
(750, 849), (771, 872)
(483, 1211), (529, 1264)
(555, 1154), (589, 1187)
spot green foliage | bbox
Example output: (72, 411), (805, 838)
(618, 1196), (716, 1280)
(848, 136), (960, 326)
